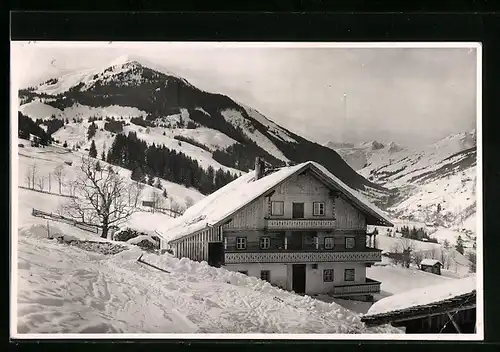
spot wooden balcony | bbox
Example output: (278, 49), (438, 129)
(224, 248), (382, 264)
(332, 278), (381, 296)
(265, 218), (336, 230)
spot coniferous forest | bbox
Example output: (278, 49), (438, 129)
(106, 132), (239, 195)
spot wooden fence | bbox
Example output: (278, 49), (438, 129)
(19, 185), (76, 199)
(31, 208), (101, 234)
(142, 206), (183, 218)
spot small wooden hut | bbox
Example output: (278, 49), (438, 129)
(420, 259), (443, 275)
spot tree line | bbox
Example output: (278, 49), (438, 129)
(105, 132), (239, 195)
(400, 225), (438, 243)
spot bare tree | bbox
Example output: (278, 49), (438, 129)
(412, 250), (424, 267)
(29, 163), (38, 189)
(185, 196), (194, 209)
(432, 247), (440, 260)
(25, 169), (31, 188)
(396, 237), (415, 268)
(151, 190), (164, 213)
(62, 156), (143, 239)
(53, 165), (65, 194)
(466, 251), (476, 273)
(37, 176), (45, 191)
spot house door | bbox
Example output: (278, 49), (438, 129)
(208, 242), (224, 268)
(292, 264), (306, 294)
(292, 203), (305, 219)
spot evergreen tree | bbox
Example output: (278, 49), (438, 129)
(87, 122), (98, 140)
(443, 239), (451, 249)
(455, 235), (465, 255)
(163, 189), (168, 198)
(101, 150), (106, 161)
(154, 177), (162, 189)
(89, 140), (98, 158)
(95, 160), (102, 171)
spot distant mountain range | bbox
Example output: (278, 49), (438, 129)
(325, 130), (477, 228)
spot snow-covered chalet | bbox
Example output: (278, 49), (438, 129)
(160, 158), (393, 299)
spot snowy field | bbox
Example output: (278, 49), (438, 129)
(14, 143), (402, 335)
(17, 139), (205, 213)
(367, 265), (456, 296)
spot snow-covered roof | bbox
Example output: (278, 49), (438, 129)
(362, 276), (476, 323)
(420, 259), (443, 266)
(161, 161), (393, 243)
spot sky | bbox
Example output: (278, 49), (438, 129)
(11, 42), (478, 148)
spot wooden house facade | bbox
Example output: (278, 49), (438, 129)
(164, 159), (393, 298)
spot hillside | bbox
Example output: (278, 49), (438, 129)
(15, 179), (399, 334)
(326, 131), (477, 230)
(18, 55), (390, 202)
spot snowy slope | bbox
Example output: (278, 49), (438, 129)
(17, 139), (205, 214)
(368, 228), (471, 277)
(16, 224), (400, 334)
(18, 54), (389, 198)
(19, 101), (63, 120)
(367, 265), (455, 296)
(327, 131), (477, 229)
(220, 109), (290, 162)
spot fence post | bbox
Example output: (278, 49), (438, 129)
(47, 220), (51, 239)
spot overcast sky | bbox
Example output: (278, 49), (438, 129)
(12, 42), (478, 147)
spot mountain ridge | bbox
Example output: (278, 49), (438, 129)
(18, 56), (391, 205)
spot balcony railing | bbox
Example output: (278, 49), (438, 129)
(224, 249), (381, 264)
(332, 278), (381, 296)
(265, 218), (336, 230)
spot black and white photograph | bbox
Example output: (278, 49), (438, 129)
(10, 42), (482, 339)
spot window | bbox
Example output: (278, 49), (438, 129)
(238, 270), (248, 275)
(344, 269), (355, 281)
(260, 270), (271, 282)
(260, 237), (271, 249)
(345, 237), (356, 249)
(323, 269), (334, 282)
(271, 201), (284, 216)
(324, 237), (335, 250)
(313, 202), (325, 216)
(236, 237), (247, 250)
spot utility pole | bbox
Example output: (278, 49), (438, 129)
(342, 92), (348, 143)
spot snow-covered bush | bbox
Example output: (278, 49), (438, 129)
(113, 228), (142, 242)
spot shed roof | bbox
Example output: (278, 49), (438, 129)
(361, 276), (476, 326)
(420, 259), (443, 266)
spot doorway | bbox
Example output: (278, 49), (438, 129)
(292, 264), (306, 294)
(208, 242), (224, 267)
(292, 202), (305, 219)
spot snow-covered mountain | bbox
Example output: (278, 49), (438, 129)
(18, 55), (390, 200)
(326, 131), (477, 230)
(325, 140), (407, 171)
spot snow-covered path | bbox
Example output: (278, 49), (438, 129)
(15, 224), (400, 335)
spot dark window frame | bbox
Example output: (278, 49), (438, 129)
(236, 237), (247, 250)
(259, 236), (271, 250)
(313, 201), (326, 216)
(260, 270), (271, 282)
(323, 269), (334, 282)
(345, 237), (356, 249)
(324, 236), (335, 250)
(344, 268), (355, 281)
(271, 200), (285, 216)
